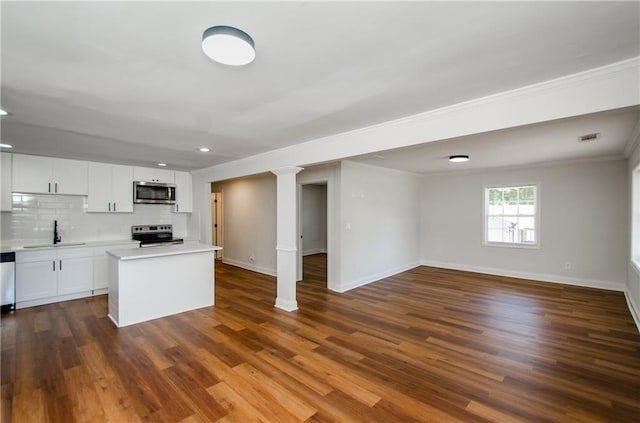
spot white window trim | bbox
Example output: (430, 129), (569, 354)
(482, 182), (541, 249)
(632, 163), (640, 272)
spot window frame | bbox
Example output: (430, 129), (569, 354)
(482, 183), (541, 249)
(632, 164), (640, 272)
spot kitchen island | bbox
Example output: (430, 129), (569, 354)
(107, 243), (221, 327)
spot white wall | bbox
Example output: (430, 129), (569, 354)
(0, 193), (189, 246)
(301, 184), (327, 255)
(212, 173), (277, 275)
(627, 139), (640, 329)
(421, 159), (629, 291)
(339, 161), (421, 291)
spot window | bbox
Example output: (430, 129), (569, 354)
(484, 184), (538, 247)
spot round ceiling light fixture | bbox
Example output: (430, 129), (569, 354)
(449, 154), (470, 163)
(0, 143), (13, 149)
(198, 147), (211, 153)
(0, 109), (8, 116)
(201, 25), (255, 66)
(157, 162), (167, 167)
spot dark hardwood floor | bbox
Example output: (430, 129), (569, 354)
(2, 254), (639, 422)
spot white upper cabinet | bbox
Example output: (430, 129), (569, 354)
(133, 167), (174, 184)
(1, 152), (12, 211)
(12, 154), (50, 194)
(12, 154), (88, 195)
(173, 171), (192, 213)
(110, 164), (134, 212)
(87, 162), (133, 213)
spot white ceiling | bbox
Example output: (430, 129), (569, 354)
(1, 1), (639, 171)
(349, 107), (640, 174)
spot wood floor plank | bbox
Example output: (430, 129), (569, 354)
(2, 254), (639, 422)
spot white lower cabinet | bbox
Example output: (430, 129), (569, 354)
(93, 243), (135, 291)
(57, 249), (94, 295)
(16, 247), (94, 307)
(15, 251), (58, 302)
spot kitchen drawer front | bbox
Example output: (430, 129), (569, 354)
(57, 247), (93, 260)
(16, 250), (57, 264)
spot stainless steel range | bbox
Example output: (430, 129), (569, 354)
(132, 224), (184, 248)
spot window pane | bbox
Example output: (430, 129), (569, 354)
(485, 184), (537, 246)
(488, 203), (503, 215)
(518, 204), (535, 215)
(504, 188), (518, 203)
(504, 204), (518, 215)
(489, 189), (502, 204)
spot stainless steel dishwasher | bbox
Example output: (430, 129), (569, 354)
(1, 252), (15, 312)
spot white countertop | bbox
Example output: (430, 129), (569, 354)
(107, 243), (221, 261)
(1, 237), (202, 253)
(2, 239), (139, 253)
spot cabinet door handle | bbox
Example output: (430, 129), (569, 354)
(114, 202), (116, 212)
(59, 260), (62, 270)
(48, 182), (51, 193)
(55, 183), (58, 193)
(53, 260), (55, 271)
(176, 204), (179, 213)
(108, 202), (111, 212)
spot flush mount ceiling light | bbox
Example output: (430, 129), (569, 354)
(157, 163), (167, 167)
(202, 25), (255, 66)
(0, 143), (12, 148)
(0, 109), (8, 116)
(198, 147), (211, 152)
(449, 155), (470, 163)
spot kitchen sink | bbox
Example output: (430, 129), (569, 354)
(23, 242), (86, 249)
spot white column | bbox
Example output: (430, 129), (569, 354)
(271, 166), (304, 311)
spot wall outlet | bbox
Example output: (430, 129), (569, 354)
(249, 255), (255, 262)
(564, 261), (572, 270)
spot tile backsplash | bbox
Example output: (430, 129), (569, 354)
(0, 193), (192, 246)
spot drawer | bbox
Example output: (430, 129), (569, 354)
(16, 250), (56, 263)
(57, 247), (93, 259)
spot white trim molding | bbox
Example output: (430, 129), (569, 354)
(420, 260), (625, 292)
(336, 261), (421, 293)
(624, 289), (640, 334)
(221, 258), (276, 277)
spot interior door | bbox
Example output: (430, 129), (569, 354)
(211, 192), (223, 259)
(296, 184), (303, 281)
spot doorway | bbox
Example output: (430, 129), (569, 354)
(211, 191), (223, 259)
(298, 183), (328, 285)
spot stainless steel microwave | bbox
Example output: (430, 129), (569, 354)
(133, 181), (176, 204)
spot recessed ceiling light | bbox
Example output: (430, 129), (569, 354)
(449, 155), (470, 163)
(0, 109), (8, 116)
(199, 147), (211, 153)
(0, 143), (13, 148)
(202, 25), (255, 66)
(157, 163), (167, 167)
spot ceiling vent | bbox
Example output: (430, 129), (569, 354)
(578, 132), (600, 143)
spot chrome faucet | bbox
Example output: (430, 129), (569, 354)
(53, 220), (61, 245)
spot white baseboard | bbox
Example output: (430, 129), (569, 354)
(624, 290), (640, 334)
(303, 248), (327, 256)
(221, 258), (276, 277)
(275, 297), (298, 312)
(336, 261), (421, 293)
(420, 260), (625, 292)
(16, 290), (94, 309)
